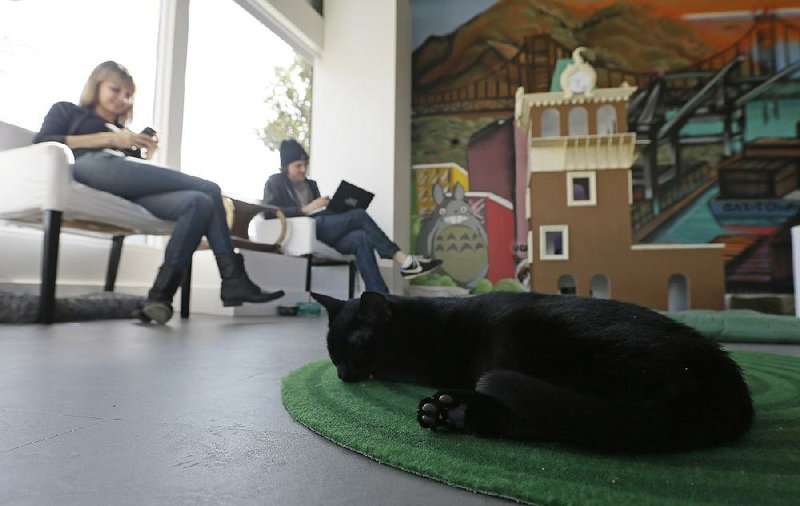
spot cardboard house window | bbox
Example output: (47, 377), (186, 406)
(567, 171), (597, 206)
(668, 273), (690, 311)
(596, 105), (617, 134)
(558, 274), (577, 295)
(590, 274), (610, 299)
(568, 107), (589, 136)
(540, 225), (569, 260)
(540, 108), (560, 137)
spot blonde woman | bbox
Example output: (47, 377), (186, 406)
(34, 61), (284, 324)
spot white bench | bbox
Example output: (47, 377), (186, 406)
(251, 214), (357, 298)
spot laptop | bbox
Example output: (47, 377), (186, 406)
(325, 180), (375, 214)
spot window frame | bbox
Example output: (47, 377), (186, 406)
(596, 104), (618, 135)
(539, 224), (569, 261)
(566, 171), (597, 207)
(567, 106), (589, 136)
(540, 107), (561, 137)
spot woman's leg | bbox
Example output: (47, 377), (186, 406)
(72, 152), (234, 259)
(133, 191), (213, 270)
(73, 153), (283, 319)
(315, 209), (400, 259)
(331, 230), (389, 293)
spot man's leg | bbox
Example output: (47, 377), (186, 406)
(331, 230), (389, 293)
(315, 209), (400, 259)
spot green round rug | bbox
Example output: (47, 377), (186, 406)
(281, 352), (800, 505)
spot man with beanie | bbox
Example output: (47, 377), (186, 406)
(263, 139), (441, 294)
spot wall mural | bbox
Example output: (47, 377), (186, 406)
(409, 0), (800, 299)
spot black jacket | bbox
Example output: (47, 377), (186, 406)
(263, 172), (321, 218)
(33, 101), (123, 158)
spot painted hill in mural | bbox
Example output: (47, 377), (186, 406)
(413, 0), (714, 94)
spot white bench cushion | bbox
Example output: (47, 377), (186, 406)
(250, 215), (351, 261)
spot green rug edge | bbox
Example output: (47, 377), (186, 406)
(280, 368), (521, 503)
(282, 352), (800, 506)
(664, 309), (800, 343)
(281, 361), (534, 504)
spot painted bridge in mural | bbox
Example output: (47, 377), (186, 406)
(412, 15), (800, 117)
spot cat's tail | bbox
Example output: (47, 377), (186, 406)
(473, 367), (754, 453)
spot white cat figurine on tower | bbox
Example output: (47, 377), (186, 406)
(560, 47), (597, 99)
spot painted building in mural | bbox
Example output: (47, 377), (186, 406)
(410, 0), (800, 299)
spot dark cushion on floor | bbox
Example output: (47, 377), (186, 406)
(0, 291), (145, 323)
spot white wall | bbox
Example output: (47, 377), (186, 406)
(310, 0), (412, 291)
(0, 226), (162, 296)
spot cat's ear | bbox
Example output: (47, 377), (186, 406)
(359, 291), (391, 323)
(310, 292), (345, 323)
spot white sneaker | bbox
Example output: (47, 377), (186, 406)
(400, 256), (443, 279)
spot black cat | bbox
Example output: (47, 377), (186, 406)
(311, 291), (754, 453)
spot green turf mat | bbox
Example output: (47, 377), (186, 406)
(282, 352), (800, 505)
(665, 310), (800, 343)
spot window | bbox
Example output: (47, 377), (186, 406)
(566, 171), (597, 206)
(596, 105), (617, 135)
(0, 0), (159, 244)
(557, 274), (576, 295)
(567, 107), (589, 136)
(540, 108), (560, 137)
(590, 274), (610, 298)
(539, 225), (569, 260)
(0, 0), (160, 131)
(181, 0), (298, 200)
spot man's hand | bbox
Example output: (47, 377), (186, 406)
(303, 196), (330, 214)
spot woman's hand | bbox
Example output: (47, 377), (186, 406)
(302, 196), (330, 214)
(142, 136), (159, 160)
(110, 128), (158, 155)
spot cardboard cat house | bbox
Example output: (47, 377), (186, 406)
(515, 52), (725, 311)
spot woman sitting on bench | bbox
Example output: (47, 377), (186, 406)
(34, 61), (284, 324)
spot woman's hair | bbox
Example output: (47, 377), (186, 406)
(79, 61), (136, 125)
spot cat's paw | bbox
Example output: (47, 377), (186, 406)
(417, 392), (468, 432)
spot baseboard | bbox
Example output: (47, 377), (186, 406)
(182, 287), (311, 316)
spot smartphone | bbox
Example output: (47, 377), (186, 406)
(141, 127), (157, 137)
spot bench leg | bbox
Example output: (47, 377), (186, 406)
(348, 262), (357, 299)
(180, 257), (192, 319)
(39, 210), (62, 324)
(104, 235), (125, 292)
(304, 254), (313, 293)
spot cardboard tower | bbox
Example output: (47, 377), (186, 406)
(516, 50), (725, 310)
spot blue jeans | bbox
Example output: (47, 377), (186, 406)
(73, 152), (234, 271)
(314, 209), (400, 294)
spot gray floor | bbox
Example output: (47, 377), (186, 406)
(0, 316), (508, 506)
(1, 317), (798, 506)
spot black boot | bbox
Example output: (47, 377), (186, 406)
(216, 253), (285, 307)
(134, 264), (184, 324)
